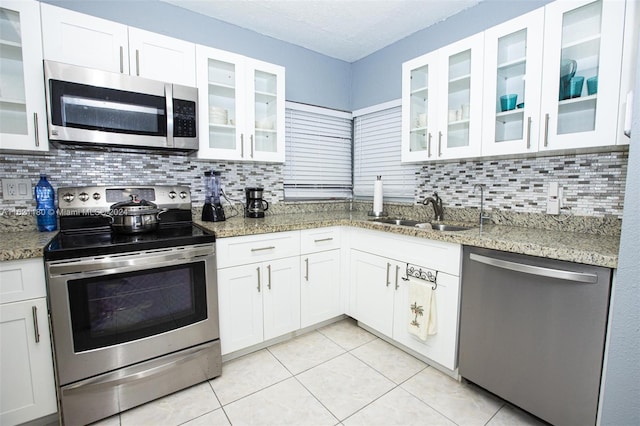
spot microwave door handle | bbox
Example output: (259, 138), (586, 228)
(166, 84), (174, 147)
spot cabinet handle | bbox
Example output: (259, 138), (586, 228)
(304, 258), (309, 281)
(251, 246), (275, 252)
(250, 135), (254, 158)
(32, 306), (40, 343)
(395, 265), (400, 290)
(267, 264), (272, 290)
(543, 113), (550, 147)
(314, 237), (333, 243)
(135, 49), (140, 76)
(427, 132), (432, 158)
(256, 267), (261, 292)
(119, 46), (124, 73)
(240, 134), (244, 157)
(33, 113), (39, 147)
(526, 116), (532, 149)
(386, 262), (391, 287)
(438, 131), (442, 157)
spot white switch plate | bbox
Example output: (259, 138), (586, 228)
(2, 178), (32, 200)
(546, 181), (560, 215)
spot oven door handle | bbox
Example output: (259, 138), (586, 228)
(48, 245), (214, 276)
(61, 342), (216, 395)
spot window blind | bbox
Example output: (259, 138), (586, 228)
(284, 103), (353, 200)
(353, 105), (419, 201)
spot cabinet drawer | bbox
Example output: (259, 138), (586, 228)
(216, 231), (300, 268)
(300, 227), (341, 254)
(0, 258), (46, 304)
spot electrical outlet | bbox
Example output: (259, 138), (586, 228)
(2, 178), (32, 200)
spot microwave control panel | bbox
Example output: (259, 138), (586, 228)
(173, 99), (197, 137)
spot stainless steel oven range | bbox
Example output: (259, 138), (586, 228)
(44, 185), (221, 426)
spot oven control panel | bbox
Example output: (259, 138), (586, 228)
(58, 185), (191, 213)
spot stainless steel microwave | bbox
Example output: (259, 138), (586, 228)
(44, 60), (198, 150)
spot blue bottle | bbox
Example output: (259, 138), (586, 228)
(35, 174), (57, 232)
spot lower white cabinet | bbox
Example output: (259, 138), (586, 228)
(300, 249), (342, 328)
(217, 257), (300, 355)
(0, 259), (56, 426)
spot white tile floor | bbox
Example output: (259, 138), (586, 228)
(93, 319), (547, 426)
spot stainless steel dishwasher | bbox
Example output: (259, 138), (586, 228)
(458, 246), (612, 426)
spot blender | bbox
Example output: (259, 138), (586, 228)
(202, 171), (226, 222)
(245, 187), (269, 218)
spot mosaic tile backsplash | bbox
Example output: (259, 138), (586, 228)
(0, 145), (628, 223)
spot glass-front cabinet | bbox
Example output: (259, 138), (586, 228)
(0, 1), (47, 152)
(196, 45), (285, 162)
(481, 9), (544, 156)
(539, 0), (625, 151)
(401, 33), (483, 162)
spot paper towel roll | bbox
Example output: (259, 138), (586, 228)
(373, 176), (384, 214)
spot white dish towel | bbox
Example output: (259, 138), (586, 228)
(407, 275), (437, 341)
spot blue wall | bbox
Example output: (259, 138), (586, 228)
(350, 0), (552, 110)
(39, 0), (352, 111)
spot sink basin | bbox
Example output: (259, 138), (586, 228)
(429, 223), (474, 232)
(371, 218), (421, 226)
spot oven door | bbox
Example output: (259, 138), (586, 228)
(46, 244), (218, 386)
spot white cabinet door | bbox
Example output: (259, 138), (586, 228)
(128, 27), (195, 86)
(401, 33), (484, 161)
(392, 271), (460, 371)
(0, 298), (56, 426)
(300, 250), (342, 328)
(538, 0), (626, 151)
(248, 58), (285, 162)
(401, 51), (438, 162)
(481, 9), (544, 156)
(435, 33), (485, 160)
(40, 3), (129, 74)
(0, 0), (48, 152)
(196, 45), (285, 162)
(217, 265), (263, 355)
(262, 257), (300, 340)
(350, 250), (395, 338)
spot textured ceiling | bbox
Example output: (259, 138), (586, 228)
(162, 0), (482, 62)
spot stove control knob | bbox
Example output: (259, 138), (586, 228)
(93, 193), (101, 200)
(169, 191), (177, 199)
(62, 193), (74, 203)
(179, 191), (188, 199)
(79, 192), (89, 202)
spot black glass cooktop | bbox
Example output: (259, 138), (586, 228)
(44, 224), (215, 261)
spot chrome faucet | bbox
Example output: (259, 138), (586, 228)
(473, 184), (491, 229)
(423, 192), (444, 221)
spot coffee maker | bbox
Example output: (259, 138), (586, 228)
(245, 187), (269, 218)
(202, 171), (225, 222)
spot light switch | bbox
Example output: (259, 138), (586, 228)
(547, 181), (560, 215)
(2, 178), (32, 200)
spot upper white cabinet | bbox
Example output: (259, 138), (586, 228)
(481, 9), (544, 156)
(538, 0), (626, 151)
(196, 45), (285, 162)
(401, 33), (484, 162)
(0, 0), (48, 152)
(40, 4), (195, 86)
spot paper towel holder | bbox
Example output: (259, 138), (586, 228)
(369, 175), (388, 217)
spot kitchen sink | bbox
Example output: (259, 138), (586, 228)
(371, 218), (474, 231)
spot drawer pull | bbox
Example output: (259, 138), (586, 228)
(314, 237), (333, 243)
(32, 306), (40, 343)
(251, 246), (275, 252)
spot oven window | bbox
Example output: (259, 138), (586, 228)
(68, 263), (207, 352)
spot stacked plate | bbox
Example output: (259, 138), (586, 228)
(209, 107), (228, 125)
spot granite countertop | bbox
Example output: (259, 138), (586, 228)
(194, 211), (620, 268)
(0, 212), (619, 268)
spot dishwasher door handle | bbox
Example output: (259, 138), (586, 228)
(469, 253), (598, 283)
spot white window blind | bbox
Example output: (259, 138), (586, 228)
(284, 103), (353, 200)
(353, 105), (419, 201)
